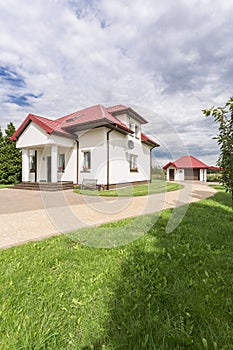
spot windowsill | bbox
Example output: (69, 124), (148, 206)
(81, 170), (91, 173)
(58, 170), (65, 173)
(130, 169), (139, 172)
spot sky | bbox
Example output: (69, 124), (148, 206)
(0, 0), (233, 166)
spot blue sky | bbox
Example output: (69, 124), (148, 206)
(0, 0), (233, 165)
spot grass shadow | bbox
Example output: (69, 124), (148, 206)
(105, 191), (233, 349)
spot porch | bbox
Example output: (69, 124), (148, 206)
(21, 142), (77, 185)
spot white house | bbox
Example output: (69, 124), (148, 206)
(11, 104), (159, 189)
(163, 155), (208, 182)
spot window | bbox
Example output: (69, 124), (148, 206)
(135, 125), (140, 139)
(30, 155), (36, 173)
(130, 154), (138, 172)
(58, 154), (65, 172)
(83, 151), (91, 171)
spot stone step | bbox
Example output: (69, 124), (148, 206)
(12, 181), (74, 191)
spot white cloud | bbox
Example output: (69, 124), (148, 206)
(0, 0), (233, 165)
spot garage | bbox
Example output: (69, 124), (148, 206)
(184, 168), (200, 180)
(163, 155), (208, 182)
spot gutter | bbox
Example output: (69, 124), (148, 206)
(76, 140), (79, 184)
(106, 128), (115, 190)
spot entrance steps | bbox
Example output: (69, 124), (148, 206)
(12, 181), (74, 191)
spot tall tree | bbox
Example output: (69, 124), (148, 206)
(0, 123), (22, 184)
(202, 97), (233, 210)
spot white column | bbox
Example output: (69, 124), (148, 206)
(51, 145), (58, 183)
(22, 149), (30, 182)
(204, 169), (207, 182)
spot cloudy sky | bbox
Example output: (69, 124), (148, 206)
(1, 0), (233, 165)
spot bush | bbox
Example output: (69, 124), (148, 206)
(207, 173), (222, 182)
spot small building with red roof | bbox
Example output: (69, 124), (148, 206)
(163, 155), (209, 182)
(11, 104), (159, 188)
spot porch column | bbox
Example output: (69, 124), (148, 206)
(51, 145), (58, 183)
(204, 169), (207, 182)
(22, 149), (30, 182)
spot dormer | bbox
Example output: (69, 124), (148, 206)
(106, 105), (147, 140)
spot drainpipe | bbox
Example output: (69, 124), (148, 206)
(107, 128), (114, 190)
(35, 150), (37, 183)
(76, 140), (79, 185)
(150, 148), (152, 183)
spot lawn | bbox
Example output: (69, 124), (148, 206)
(0, 184), (14, 189)
(74, 179), (182, 196)
(0, 187), (232, 349)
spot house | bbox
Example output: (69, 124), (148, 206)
(11, 104), (159, 189)
(163, 155), (209, 182)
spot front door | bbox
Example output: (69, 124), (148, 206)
(47, 156), (51, 182)
(169, 169), (175, 181)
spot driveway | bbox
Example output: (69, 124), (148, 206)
(0, 181), (216, 249)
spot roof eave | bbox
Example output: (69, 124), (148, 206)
(52, 130), (77, 140)
(63, 118), (134, 134)
(142, 140), (160, 148)
(110, 107), (148, 124)
(163, 162), (177, 169)
(10, 114), (54, 141)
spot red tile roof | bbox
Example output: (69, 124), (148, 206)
(163, 156), (209, 169)
(141, 133), (159, 147)
(208, 166), (223, 171)
(11, 104), (158, 147)
(59, 104), (133, 133)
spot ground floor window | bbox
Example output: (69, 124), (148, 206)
(130, 154), (138, 172)
(83, 150), (91, 171)
(58, 153), (65, 172)
(30, 154), (36, 172)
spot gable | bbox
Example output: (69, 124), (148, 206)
(16, 121), (75, 148)
(16, 122), (50, 148)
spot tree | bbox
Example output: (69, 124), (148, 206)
(202, 97), (233, 210)
(0, 122), (22, 184)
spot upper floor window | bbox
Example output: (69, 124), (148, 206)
(135, 125), (140, 139)
(58, 154), (65, 172)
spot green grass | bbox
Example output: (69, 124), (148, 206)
(0, 184), (14, 189)
(0, 188), (233, 349)
(74, 180), (182, 196)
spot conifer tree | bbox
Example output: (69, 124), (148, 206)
(0, 123), (22, 184)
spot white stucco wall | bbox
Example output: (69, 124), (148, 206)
(166, 167), (184, 181)
(200, 169), (207, 182)
(78, 127), (107, 184)
(58, 146), (77, 182)
(175, 169), (184, 181)
(77, 127), (151, 185)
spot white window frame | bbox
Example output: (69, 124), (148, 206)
(129, 154), (138, 172)
(82, 150), (91, 172)
(58, 153), (65, 172)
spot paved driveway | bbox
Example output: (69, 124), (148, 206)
(0, 182), (216, 249)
